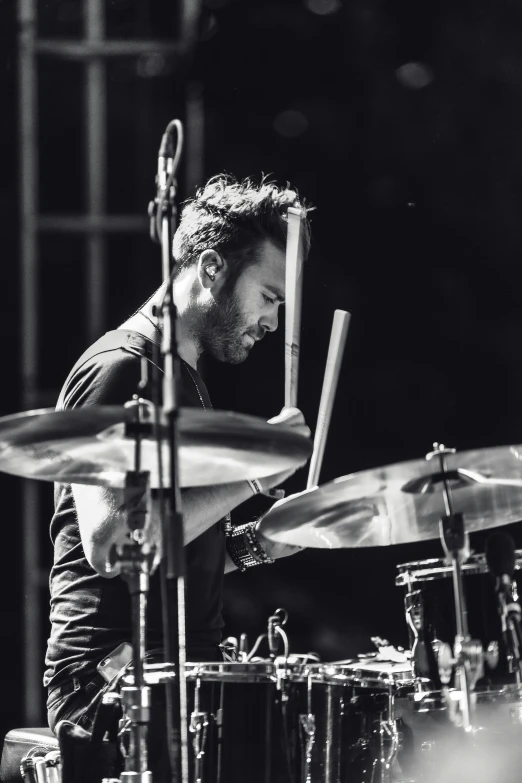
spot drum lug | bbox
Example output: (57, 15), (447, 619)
(299, 713), (316, 783)
(485, 640), (500, 670)
(189, 710), (209, 783)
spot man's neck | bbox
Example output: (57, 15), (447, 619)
(138, 285), (201, 370)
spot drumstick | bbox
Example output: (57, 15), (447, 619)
(307, 309), (351, 490)
(285, 207), (305, 409)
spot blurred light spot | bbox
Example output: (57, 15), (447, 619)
(136, 54), (170, 78)
(304, 0), (341, 16)
(407, 202), (416, 208)
(273, 110), (309, 138)
(395, 62), (434, 89)
(200, 12), (219, 41)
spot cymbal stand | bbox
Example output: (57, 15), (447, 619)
(427, 443), (484, 732)
(108, 398), (156, 782)
(149, 119), (188, 783)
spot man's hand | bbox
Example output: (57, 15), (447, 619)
(254, 489), (310, 561)
(258, 407), (311, 493)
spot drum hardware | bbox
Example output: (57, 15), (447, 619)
(404, 590), (442, 687)
(106, 397), (155, 783)
(43, 752), (61, 783)
(486, 532), (522, 683)
(21, 751), (62, 783)
(370, 637), (409, 664)
(486, 640), (500, 670)
(268, 607), (289, 659)
(189, 677), (209, 783)
(299, 670), (316, 783)
(239, 633), (249, 661)
(380, 714), (400, 781)
(411, 444), (485, 731)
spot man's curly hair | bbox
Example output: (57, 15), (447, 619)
(173, 174), (312, 283)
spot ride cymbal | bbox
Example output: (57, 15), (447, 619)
(0, 406), (311, 488)
(258, 446), (522, 548)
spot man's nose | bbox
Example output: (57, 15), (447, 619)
(260, 310), (279, 333)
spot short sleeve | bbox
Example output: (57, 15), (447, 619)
(59, 350), (144, 411)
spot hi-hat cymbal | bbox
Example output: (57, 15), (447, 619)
(0, 406), (311, 488)
(257, 446), (522, 548)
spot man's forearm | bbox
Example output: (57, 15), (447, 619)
(152, 480), (254, 546)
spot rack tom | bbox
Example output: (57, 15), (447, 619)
(124, 660), (397, 783)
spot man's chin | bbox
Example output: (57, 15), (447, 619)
(211, 344), (250, 365)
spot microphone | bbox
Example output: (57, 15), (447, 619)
(485, 532), (522, 673)
(149, 120), (183, 247)
(157, 126), (177, 194)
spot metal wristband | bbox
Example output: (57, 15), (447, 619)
(225, 520), (274, 572)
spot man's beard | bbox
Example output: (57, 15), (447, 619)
(198, 284), (261, 364)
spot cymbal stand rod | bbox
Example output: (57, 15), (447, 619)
(428, 444), (479, 731)
(433, 446), (470, 637)
(109, 399), (156, 782)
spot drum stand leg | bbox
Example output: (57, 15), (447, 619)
(427, 444), (485, 732)
(299, 670), (315, 783)
(189, 677), (209, 783)
(107, 399), (156, 783)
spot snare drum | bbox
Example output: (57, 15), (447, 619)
(124, 661), (398, 783)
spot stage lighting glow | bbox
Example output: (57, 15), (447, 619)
(305, 0), (341, 16)
(396, 62), (434, 89)
(273, 110), (309, 138)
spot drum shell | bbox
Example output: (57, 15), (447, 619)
(282, 665), (394, 783)
(397, 556), (514, 684)
(125, 662), (395, 783)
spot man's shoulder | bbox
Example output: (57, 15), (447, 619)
(58, 330), (150, 410)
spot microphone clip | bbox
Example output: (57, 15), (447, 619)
(268, 608), (288, 657)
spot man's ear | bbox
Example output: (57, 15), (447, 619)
(197, 249), (226, 289)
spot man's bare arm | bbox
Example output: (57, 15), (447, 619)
(73, 406), (310, 576)
(73, 481), (253, 576)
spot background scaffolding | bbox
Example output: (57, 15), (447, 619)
(17, 0), (202, 724)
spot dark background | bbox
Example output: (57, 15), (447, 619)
(3, 0), (522, 735)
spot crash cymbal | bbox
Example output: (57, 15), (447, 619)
(0, 406), (311, 488)
(258, 446), (522, 548)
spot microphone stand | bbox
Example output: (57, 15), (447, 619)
(148, 120), (189, 783)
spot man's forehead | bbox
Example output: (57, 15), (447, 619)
(256, 241), (286, 296)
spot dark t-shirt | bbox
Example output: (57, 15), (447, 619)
(44, 329), (226, 689)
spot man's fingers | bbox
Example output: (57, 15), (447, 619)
(268, 406), (307, 428)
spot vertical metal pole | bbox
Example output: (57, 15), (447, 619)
(85, 0), (107, 341)
(179, 0), (202, 50)
(185, 82), (205, 196)
(18, 0), (43, 725)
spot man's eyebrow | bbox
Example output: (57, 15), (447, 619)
(265, 284), (285, 303)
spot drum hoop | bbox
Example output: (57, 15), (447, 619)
(123, 661), (392, 688)
(396, 550), (522, 585)
(408, 684), (522, 708)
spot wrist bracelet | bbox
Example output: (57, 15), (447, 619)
(225, 520), (274, 572)
(247, 478), (262, 496)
